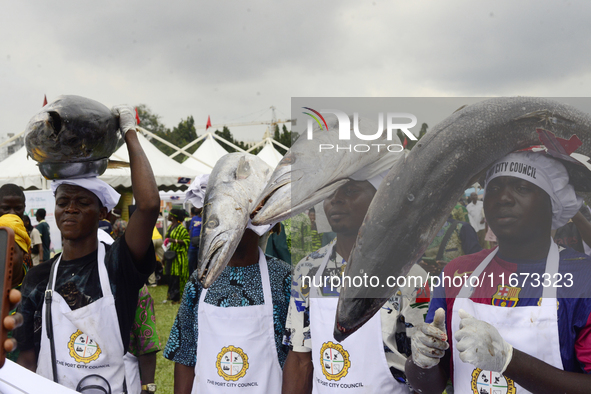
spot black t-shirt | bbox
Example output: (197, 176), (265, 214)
(15, 233), (156, 359)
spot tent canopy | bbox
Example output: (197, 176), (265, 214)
(182, 133), (228, 174)
(0, 145), (47, 189)
(256, 139), (283, 169)
(102, 132), (201, 190)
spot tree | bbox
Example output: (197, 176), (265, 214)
(214, 126), (249, 153)
(273, 124), (295, 155)
(150, 115), (200, 163)
(136, 104), (170, 135)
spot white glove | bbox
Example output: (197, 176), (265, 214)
(111, 105), (137, 136)
(454, 309), (513, 373)
(411, 308), (449, 369)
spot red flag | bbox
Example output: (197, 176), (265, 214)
(206, 115), (212, 130)
(135, 108), (141, 125)
(42, 95), (47, 107)
(403, 136), (408, 148)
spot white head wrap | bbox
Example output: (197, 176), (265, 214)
(485, 151), (582, 229)
(185, 173), (272, 236)
(51, 177), (121, 211)
(367, 169), (389, 190)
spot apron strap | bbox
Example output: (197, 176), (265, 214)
(45, 257), (60, 383)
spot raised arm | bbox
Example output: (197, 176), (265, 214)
(112, 106), (160, 263)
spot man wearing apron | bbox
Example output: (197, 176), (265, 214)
(406, 151), (591, 393)
(15, 106), (160, 393)
(283, 173), (429, 394)
(163, 172), (292, 394)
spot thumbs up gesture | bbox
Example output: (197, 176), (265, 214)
(454, 309), (513, 373)
(411, 308), (449, 369)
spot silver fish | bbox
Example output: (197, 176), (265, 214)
(252, 116), (403, 225)
(334, 97), (591, 341)
(24, 95), (122, 179)
(198, 152), (273, 288)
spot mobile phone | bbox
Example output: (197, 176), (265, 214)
(0, 227), (15, 368)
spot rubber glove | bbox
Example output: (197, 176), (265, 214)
(454, 309), (513, 373)
(411, 307), (449, 369)
(111, 105), (137, 136)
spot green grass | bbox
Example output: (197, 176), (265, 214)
(148, 285), (180, 394)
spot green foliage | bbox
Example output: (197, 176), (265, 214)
(137, 104), (170, 135)
(158, 117), (200, 163)
(214, 126), (249, 153)
(149, 285), (180, 394)
(273, 124), (294, 155)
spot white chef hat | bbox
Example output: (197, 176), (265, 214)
(485, 151), (582, 229)
(51, 177), (121, 211)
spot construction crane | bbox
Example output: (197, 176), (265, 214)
(169, 106), (295, 160)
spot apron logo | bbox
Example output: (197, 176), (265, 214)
(470, 368), (515, 394)
(320, 342), (351, 381)
(67, 330), (101, 364)
(216, 346), (249, 381)
(491, 285), (521, 308)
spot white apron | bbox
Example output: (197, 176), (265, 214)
(193, 248), (282, 393)
(310, 246), (408, 393)
(451, 241), (563, 394)
(37, 240), (129, 394)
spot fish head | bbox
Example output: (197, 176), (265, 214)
(197, 153), (272, 287)
(252, 115), (401, 225)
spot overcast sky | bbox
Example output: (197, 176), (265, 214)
(2, 1), (591, 142)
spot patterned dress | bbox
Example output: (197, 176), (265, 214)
(166, 223), (190, 301)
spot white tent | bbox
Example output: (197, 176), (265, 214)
(0, 145), (48, 189)
(182, 133), (229, 173)
(101, 132), (201, 188)
(256, 139), (283, 168)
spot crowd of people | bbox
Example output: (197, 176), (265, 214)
(0, 103), (590, 394)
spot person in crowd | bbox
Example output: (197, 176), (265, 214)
(15, 105), (159, 393)
(164, 209), (190, 304)
(128, 285), (161, 394)
(466, 191), (486, 248)
(111, 208), (128, 240)
(22, 215), (42, 266)
(34, 208), (51, 264)
(266, 221), (291, 265)
(283, 174), (429, 394)
(406, 151), (591, 394)
(163, 172), (291, 394)
(187, 207), (202, 276)
(307, 207), (322, 251)
(149, 226), (163, 287)
(0, 184), (26, 219)
(0, 213), (31, 363)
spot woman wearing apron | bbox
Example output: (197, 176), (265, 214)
(407, 151), (591, 394)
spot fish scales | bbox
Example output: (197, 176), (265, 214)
(335, 97), (591, 341)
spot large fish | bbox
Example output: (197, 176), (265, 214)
(334, 97), (591, 341)
(198, 152), (273, 288)
(24, 95), (122, 179)
(252, 116), (404, 225)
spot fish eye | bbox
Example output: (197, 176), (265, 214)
(281, 154), (296, 165)
(207, 217), (219, 228)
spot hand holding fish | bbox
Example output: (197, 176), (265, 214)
(455, 309), (513, 373)
(111, 105), (137, 136)
(411, 308), (449, 369)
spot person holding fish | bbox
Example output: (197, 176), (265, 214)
(15, 102), (159, 394)
(406, 150), (591, 394)
(282, 171), (429, 394)
(163, 155), (292, 394)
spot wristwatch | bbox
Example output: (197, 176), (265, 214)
(141, 383), (157, 393)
